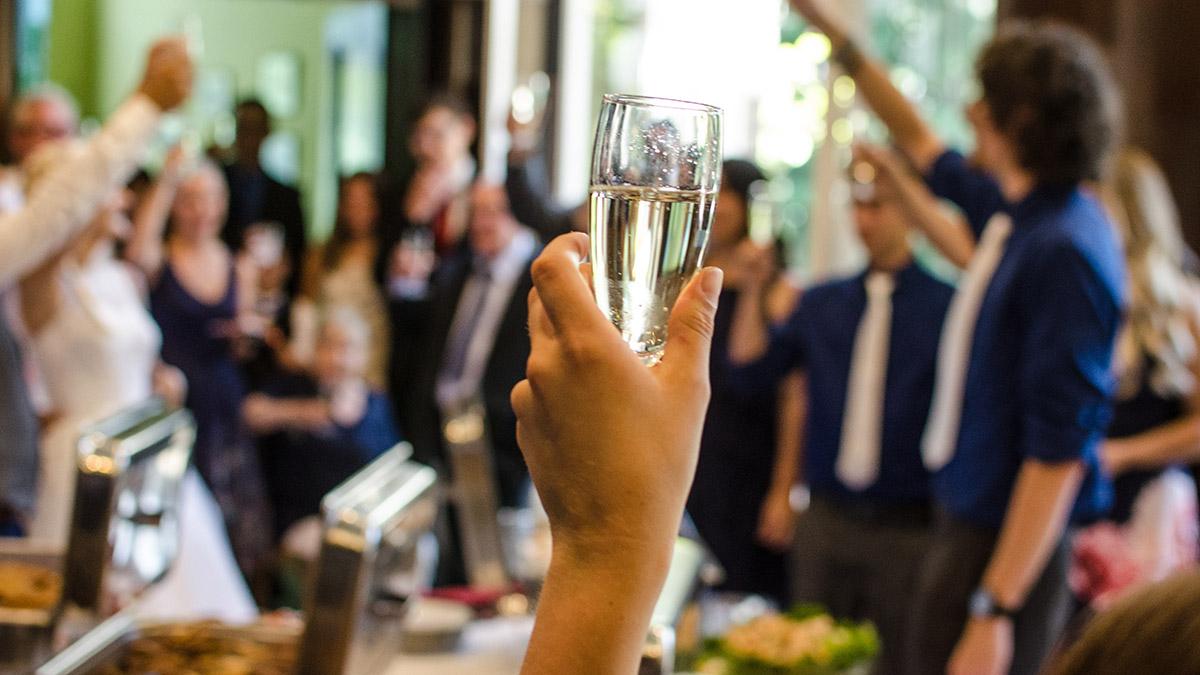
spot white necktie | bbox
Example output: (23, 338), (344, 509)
(922, 214), (1014, 471)
(837, 271), (895, 490)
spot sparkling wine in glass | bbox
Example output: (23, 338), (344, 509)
(589, 94), (723, 366)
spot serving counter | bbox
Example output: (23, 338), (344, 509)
(13, 400), (715, 674)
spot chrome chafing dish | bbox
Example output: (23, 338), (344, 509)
(64, 400), (194, 614)
(1, 401), (193, 674)
(35, 613), (300, 675)
(297, 443), (439, 675)
(0, 541), (63, 673)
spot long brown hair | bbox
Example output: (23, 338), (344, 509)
(1047, 571), (1200, 675)
(322, 172), (380, 271)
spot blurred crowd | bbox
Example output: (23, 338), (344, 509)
(0, 3), (1199, 672)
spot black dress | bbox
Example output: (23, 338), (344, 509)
(150, 263), (272, 579)
(1107, 354), (1186, 523)
(686, 288), (788, 602)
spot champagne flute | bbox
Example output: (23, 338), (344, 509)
(589, 95), (722, 366)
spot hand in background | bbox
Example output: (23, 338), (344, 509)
(730, 239), (777, 291)
(137, 37), (193, 111)
(152, 362), (188, 409)
(948, 617), (1014, 675)
(756, 486), (797, 551)
(404, 168), (458, 224)
(787, 0), (846, 40)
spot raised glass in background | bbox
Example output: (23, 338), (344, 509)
(589, 95), (722, 365)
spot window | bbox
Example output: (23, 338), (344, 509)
(582, 0), (996, 277)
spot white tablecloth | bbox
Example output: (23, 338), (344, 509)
(384, 616), (534, 675)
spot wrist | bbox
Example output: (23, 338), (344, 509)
(969, 586), (1020, 621)
(831, 38), (865, 76)
(550, 533), (674, 590)
(136, 85), (168, 112)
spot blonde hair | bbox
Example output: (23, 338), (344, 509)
(1104, 148), (1199, 399)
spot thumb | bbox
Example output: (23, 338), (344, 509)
(659, 266), (723, 384)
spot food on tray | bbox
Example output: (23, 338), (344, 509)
(0, 562), (62, 611)
(92, 622), (297, 675)
(694, 604), (879, 675)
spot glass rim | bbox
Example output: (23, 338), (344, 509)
(602, 93), (722, 115)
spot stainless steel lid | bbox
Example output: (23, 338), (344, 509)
(297, 443), (439, 675)
(64, 400), (195, 613)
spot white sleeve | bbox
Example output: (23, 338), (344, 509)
(0, 94), (160, 289)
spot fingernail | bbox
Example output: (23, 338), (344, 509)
(701, 267), (723, 300)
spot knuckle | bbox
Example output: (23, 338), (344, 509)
(510, 379), (533, 417)
(679, 305), (716, 340)
(529, 256), (559, 289)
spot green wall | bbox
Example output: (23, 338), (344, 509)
(44, 0), (383, 239)
(45, 0), (98, 116)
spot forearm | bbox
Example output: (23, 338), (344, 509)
(771, 373), (806, 491)
(127, 173), (179, 276)
(814, 23), (943, 171)
(981, 459), (1084, 609)
(898, 185), (976, 269)
(0, 95), (159, 288)
(1112, 414), (1200, 471)
(523, 542), (672, 675)
(243, 395), (316, 434)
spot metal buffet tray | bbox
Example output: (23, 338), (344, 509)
(35, 613), (300, 675)
(0, 542), (63, 673)
(63, 400), (195, 614)
(296, 443), (440, 675)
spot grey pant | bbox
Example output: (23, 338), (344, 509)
(790, 496), (932, 675)
(905, 512), (1072, 675)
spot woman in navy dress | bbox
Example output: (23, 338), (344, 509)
(136, 157), (272, 584)
(685, 160), (801, 602)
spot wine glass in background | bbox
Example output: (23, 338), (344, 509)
(589, 95), (723, 366)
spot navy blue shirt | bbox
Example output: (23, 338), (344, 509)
(728, 263), (954, 504)
(925, 150), (1126, 528)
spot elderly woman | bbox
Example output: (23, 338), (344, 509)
(132, 154), (271, 586)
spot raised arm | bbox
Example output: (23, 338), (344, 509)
(513, 233), (721, 674)
(856, 143), (977, 268)
(0, 38), (190, 289)
(126, 143), (187, 279)
(789, 0), (945, 172)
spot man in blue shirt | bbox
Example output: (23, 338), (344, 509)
(728, 172), (954, 675)
(790, 3), (1125, 674)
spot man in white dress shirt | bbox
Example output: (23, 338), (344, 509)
(0, 38), (192, 536)
(0, 83), (79, 213)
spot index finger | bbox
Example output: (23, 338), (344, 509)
(530, 233), (610, 342)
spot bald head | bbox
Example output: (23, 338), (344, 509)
(469, 183), (518, 260)
(8, 85), (79, 163)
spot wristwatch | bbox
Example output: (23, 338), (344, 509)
(968, 588), (1019, 620)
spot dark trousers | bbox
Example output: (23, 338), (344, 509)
(906, 511), (1072, 675)
(789, 495), (932, 675)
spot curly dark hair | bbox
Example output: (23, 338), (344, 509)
(977, 21), (1122, 187)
